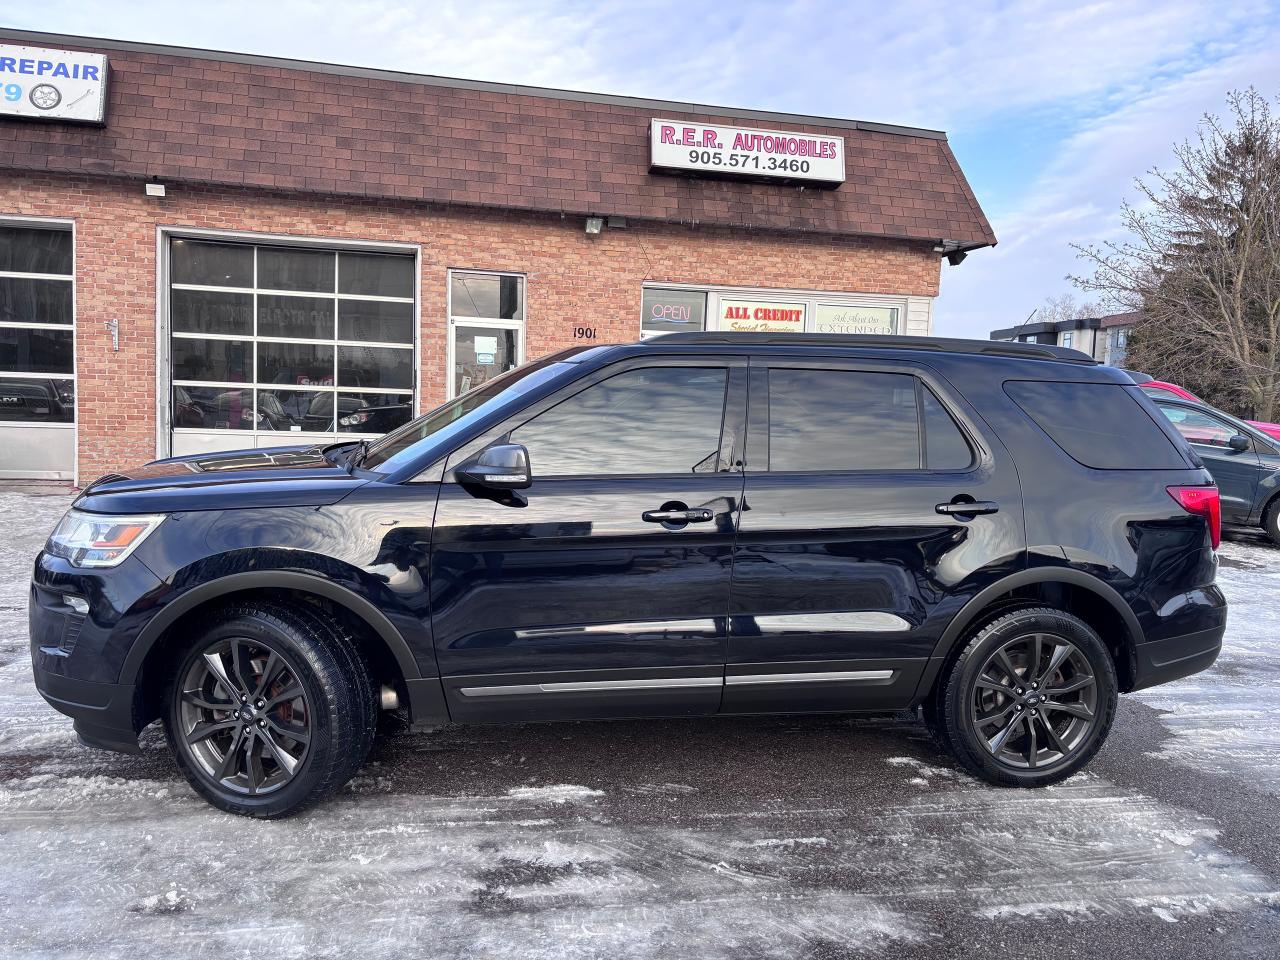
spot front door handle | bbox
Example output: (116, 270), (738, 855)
(643, 508), (714, 524)
(936, 499), (999, 517)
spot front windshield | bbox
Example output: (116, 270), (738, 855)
(359, 355), (575, 473)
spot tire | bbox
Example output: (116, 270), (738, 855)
(935, 607), (1118, 787)
(163, 602), (375, 817)
(1263, 498), (1280, 545)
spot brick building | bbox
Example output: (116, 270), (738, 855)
(0, 29), (994, 484)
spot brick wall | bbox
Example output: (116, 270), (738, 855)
(0, 174), (941, 483)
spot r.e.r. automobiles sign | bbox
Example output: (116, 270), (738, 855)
(650, 119), (845, 185)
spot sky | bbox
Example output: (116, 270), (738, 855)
(6, 0), (1280, 338)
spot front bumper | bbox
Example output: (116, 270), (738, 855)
(32, 666), (140, 754)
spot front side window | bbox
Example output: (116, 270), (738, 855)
(759, 369), (971, 472)
(512, 367), (728, 477)
(1158, 405), (1239, 448)
(168, 238), (416, 442)
(0, 223), (74, 424)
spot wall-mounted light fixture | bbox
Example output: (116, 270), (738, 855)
(584, 216), (604, 236)
(145, 182), (166, 198)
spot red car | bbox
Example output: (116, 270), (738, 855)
(1126, 371), (1280, 440)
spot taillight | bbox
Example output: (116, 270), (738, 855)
(1167, 485), (1221, 549)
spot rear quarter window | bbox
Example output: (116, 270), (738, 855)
(1004, 380), (1189, 470)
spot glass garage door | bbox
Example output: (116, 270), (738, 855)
(0, 221), (75, 480)
(168, 238), (416, 457)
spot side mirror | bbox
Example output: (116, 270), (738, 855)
(1229, 434), (1251, 452)
(456, 443), (532, 490)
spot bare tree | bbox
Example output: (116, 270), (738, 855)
(1032, 293), (1104, 325)
(1074, 89), (1280, 420)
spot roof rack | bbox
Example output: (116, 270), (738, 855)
(642, 332), (1097, 363)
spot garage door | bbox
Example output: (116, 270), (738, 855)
(167, 237), (416, 458)
(0, 220), (75, 481)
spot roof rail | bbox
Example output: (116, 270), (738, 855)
(642, 332), (1097, 363)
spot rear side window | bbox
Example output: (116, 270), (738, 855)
(1005, 380), (1187, 469)
(760, 368), (972, 472)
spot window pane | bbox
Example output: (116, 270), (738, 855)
(171, 289), (252, 336)
(257, 341), (334, 387)
(767, 370), (920, 471)
(257, 388), (334, 432)
(0, 277), (73, 324)
(339, 252), (414, 298)
(171, 239), (253, 287)
(0, 327), (74, 373)
(173, 386), (253, 430)
(0, 376), (73, 422)
(0, 226), (72, 275)
(1158, 405), (1237, 448)
(922, 386), (973, 469)
(453, 324), (517, 395)
(641, 289), (706, 335)
(171, 337), (251, 383)
(1005, 381), (1185, 469)
(450, 273), (522, 320)
(258, 247), (334, 293)
(258, 294), (333, 339)
(512, 367), (727, 476)
(338, 345), (413, 390)
(337, 392), (413, 433)
(339, 300), (413, 343)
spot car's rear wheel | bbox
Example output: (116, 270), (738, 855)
(164, 603), (374, 817)
(1262, 498), (1280, 545)
(936, 607), (1117, 787)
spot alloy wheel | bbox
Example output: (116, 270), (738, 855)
(177, 638), (311, 795)
(969, 631), (1098, 770)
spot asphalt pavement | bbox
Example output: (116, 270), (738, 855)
(1, 488), (1278, 959)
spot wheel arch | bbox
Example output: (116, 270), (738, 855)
(125, 571), (425, 731)
(916, 567), (1143, 701)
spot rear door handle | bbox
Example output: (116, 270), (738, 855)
(935, 500), (999, 516)
(643, 508), (714, 524)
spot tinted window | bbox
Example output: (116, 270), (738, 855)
(0, 376), (73, 423)
(512, 367), (727, 476)
(339, 300), (413, 343)
(338, 252), (414, 298)
(0, 277), (73, 325)
(0, 226), (72, 275)
(258, 294), (333, 339)
(257, 247), (335, 293)
(171, 289), (252, 336)
(450, 273), (523, 320)
(171, 337), (251, 383)
(766, 369), (920, 471)
(0, 327), (74, 373)
(1157, 405), (1239, 448)
(171, 239), (253, 287)
(338, 345), (413, 390)
(1005, 381), (1186, 469)
(922, 386), (973, 469)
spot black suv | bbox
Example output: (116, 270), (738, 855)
(30, 334), (1226, 816)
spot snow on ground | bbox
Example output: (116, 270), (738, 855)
(1132, 534), (1280, 794)
(1, 489), (1279, 958)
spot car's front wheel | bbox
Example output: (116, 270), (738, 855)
(164, 602), (375, 817)
(935, 607), (1118, 787)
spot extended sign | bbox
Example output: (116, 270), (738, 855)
(650, 119), (845, 185)
(0, 43), (108, 123)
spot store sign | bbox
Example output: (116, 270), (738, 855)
(0, 43), (109, 123)
(650, 119), (845, 185)
(815, 304), (898, 335)
(721, 299), (806, 333)
(642, 288), (707, 335)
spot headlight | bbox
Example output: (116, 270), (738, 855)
(46, 510), (165, 568)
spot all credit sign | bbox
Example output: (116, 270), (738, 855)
(0, 43), (109, 123)
(650, 119), (845, 185)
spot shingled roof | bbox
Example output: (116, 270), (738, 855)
(0, 29), (996, 249)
